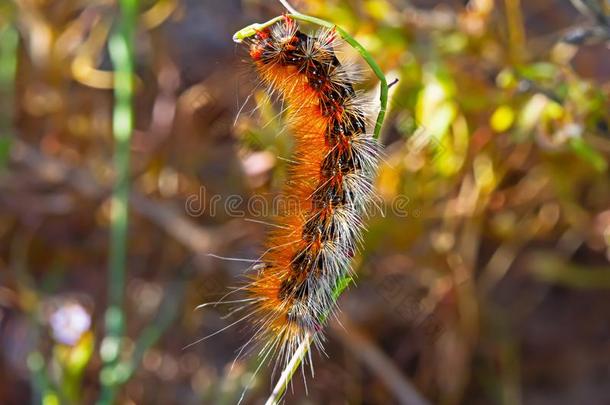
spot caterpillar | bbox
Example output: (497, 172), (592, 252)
(221, 15), (380, 382)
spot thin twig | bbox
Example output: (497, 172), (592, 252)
(278, 0), (298, 14)
(8, 139), (229, 257)
(117, 268), (190, 384)
(331, 317), (431, 405)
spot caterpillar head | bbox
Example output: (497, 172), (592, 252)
(248, 16), (295, 62)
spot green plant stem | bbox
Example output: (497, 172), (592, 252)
(0, 23), (18, 169)
(265, 332), (313, 405)
(98, 0), (137, 404)
(233, 10), (388, 404)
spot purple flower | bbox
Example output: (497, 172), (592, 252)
(49, 303), (91, 346)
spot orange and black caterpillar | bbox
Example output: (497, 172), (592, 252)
(239, 16), (379, 370)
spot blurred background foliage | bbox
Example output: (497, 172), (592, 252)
(0, 0), (609, 404)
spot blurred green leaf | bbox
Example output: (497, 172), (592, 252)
(514, 94), (548, 140)
(0, 24), (17, 171)
(0, 136), (11, 170)
(54, 331), (95, 402)
(518, 62), (558, 82)
(529, 253), (610, 289)
(569, 137), (608, 172)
